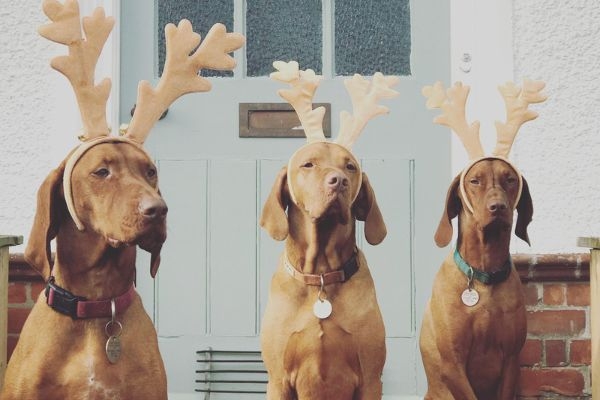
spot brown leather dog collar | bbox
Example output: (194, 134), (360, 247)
(284, 251), (359, 286)
(45, 276), (136, 319)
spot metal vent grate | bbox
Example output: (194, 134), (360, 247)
(195, 349), (267, 398)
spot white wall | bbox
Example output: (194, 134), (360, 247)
(1, 1), (598, 255)
(450, 1), (600, 254)
(0, 0), (117, 252)
(0, 2), (76, 250)
(511, 0), (600, 253)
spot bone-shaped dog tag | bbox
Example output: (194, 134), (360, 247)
(461, 288), (479, 307)
(105, 335), (121, 364)
(313, 299), (332, 319)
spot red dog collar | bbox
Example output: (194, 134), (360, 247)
(45, 277), (136, 319)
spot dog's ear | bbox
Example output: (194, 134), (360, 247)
(148, 189), (164, 278)
(24, 163), (67, 280)
(515, 177), (533, 246)
(434, 174), (461, 248)
(260, 167), (290, 241)
(353, 173), (386, 245)
(150, 245), (162, 278)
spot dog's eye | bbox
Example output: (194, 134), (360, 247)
(469, 178), (480, 185)
(147, 168), (157, 178)
(346, 163), (357, 171)
(301, 162), (314, 168)
(92, 168), (110, 178)
(506, 176), (517, 184)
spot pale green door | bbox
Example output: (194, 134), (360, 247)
(120, 1), (449, 397)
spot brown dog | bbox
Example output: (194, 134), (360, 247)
(260, 141), (387, 400)
(1, 2), (245, 398)
(1, 143), (168, 399)
(419, 158), (532, 399)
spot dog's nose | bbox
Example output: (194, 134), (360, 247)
(487, 199), (508, 213)
(139, 197), (168, 220)
(325, 172), (348, 191)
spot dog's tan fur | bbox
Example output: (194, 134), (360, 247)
(1, 143), (167, 400)
(260, 142), (387, 400)
(420, 159), (532, 399)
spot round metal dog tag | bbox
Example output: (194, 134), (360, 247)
(461, 288), (480, 307)
(105, 336), (122, 364)
(313, 299), (332, 319)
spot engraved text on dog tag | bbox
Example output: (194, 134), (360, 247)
(313, 299), (332, 319)
(461, 288), (479, 307)
(105, 336), (121, 364)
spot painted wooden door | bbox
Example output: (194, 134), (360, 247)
(120, 1), (450, 397)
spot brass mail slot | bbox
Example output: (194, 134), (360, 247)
(239, 103), (331, 138)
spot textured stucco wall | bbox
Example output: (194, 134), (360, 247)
(511, 1), (600, 253)
(0, 3), (81, 252)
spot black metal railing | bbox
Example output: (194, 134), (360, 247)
(195, 349), (267, 398)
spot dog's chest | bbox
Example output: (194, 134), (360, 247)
(467, 280), (527, 352)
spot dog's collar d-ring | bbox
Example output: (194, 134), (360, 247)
(63, 136), (155, 231)
(453, 248), (512, 285)
(459, 156), (523, 215)
(45, 276), (136, 319)
(284, 249), (360, 286)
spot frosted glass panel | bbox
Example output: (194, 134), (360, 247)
(246, 0), (322, 76)
(157, 0), (234, 77)
(335, 0), (411, 76)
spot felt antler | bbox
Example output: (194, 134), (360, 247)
(423, 81), (484, 160)
(270, 61), (327, 143)
(41, 1), (245, 232)
(38, 0), (114, 141)
(125, 21), (245, 144)
(335, 73), (400, 150)
(493, 80), (547, 157)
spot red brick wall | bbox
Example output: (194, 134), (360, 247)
(515, 254), (592, 399)
(5, 253), (593, 397)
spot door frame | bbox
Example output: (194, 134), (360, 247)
(450, 0), (514, 174)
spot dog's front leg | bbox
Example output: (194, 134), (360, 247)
(496, 355), (519, 400)
(354, 377), (383, 400)
(439, 358), (478, 400)
(266, 377), (295, 400)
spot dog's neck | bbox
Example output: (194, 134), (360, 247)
(285, 205), (356, 275)
(457, 213), (512, 272)
(52, 221), (136, 300)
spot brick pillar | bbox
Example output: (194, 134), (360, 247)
(515, 253), (592, 398)
(578, 237), (599, 400)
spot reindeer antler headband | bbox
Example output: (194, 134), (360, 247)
(270, 61), (399, 203)
(423, 80), (547, 213)
(39, 0), (245, 230)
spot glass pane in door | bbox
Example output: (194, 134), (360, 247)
(335, 0), (411, 76)
(157, 0), (234, 77)
(246, 0), (322, 76)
